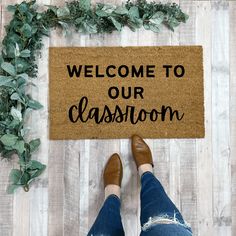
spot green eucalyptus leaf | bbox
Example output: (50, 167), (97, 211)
(1, 150), (16, 159)
(10, 93), (25, 104)
(0, 55), (3, 65)
(7, 5), (17, 13)
(101, 5), (115, 14)
(20, 171), (30, 185)
(109, 16), (122, 31)
(79, 0), (91, 11)
(10, 92), (21, 100)
(7, 184), (19, 194)
(21, 23), (32, 38)
(12, 140), (25, 154)
(8, 119), (21, 129)
(10, 107), (22, 121)
(18, 2), (28, 14)
(129, 6), (140, 19)
(29, 138), (41, 153)
(30, 166), (46, 179)
(75, 17), (85, 25)
(183, 13), (189, 23)
(168, 17), (181, 31)
(57, 6), (70, 18)
(149, 23), (161, 33)
(9, 169), (22, 184)
(17, 73), (29, 81)
(25, 12), (33, 23)
(96, 9), (109, 17)
(149, 11), (164, 25)
(29, 160), (45, 170)
(20, 128), (30, 137)
(1, 62), (16, 76)
(45, 5), (58, 15)
(27, 99), (43, 110)
(15, 58), (30, 73)
(20, 49), (31, 58)
(0, 76), (13, 86)
(114, 6), (129, 15)
(83, 20), (97, 34)
(0, 134), (18, 146)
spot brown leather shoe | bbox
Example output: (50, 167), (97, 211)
(103, 153), (123, 188)
(131, 134), (154, 169)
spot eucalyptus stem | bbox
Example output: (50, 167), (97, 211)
(0, 0), (188, 194)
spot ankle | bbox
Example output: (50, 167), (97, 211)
(138, 164), (153, 177)
(105, 184), (121, 200)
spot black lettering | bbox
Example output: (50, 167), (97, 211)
(146, 65), (155, 77)
(134, 87), (144, 99)
(106, 65), (116, 78)
(67, 65), (82, 78)
(84, 65), (93, 77)
(174, 65), (185, 78)
(118, 65), (129, 78)
(161, 106), (184, 121)
(108, 87), (119, 99)
(163, 65), (172, 78)
(131, 65), (144, 77)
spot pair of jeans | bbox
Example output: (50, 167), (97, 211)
(87, 172), (192, 236)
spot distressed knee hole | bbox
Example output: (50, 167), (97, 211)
(142, 212), (191, 232)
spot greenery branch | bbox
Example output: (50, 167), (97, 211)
(0, 0), (188, 193)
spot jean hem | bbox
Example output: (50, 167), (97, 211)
(105, 194), (121, 202)
(141, 171), (154, 181)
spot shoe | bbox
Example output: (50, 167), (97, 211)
(103, 153), (123, 188)
(131, 134), (154, 169)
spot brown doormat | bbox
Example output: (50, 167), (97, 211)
(49, 46), (204, 139)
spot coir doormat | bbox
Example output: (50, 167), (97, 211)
(49, 46), (204, 139)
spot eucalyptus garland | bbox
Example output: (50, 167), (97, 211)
(0, 0), (188, 193)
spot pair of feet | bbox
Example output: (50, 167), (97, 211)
(103, 135), (154, 199)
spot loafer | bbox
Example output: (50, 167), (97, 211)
(131, 134), (154, 169)
(103, 153), (123, 188)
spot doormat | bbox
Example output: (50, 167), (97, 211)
(49, 46), (204, 139)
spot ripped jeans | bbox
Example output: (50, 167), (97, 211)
(87, 172), (192, 236)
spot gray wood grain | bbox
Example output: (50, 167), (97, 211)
(196, 1), (214, 235)
(229, 3), (236, 236)
(211, 2), (231, 235)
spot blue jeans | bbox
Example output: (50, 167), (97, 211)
(88, 172), (192, 236)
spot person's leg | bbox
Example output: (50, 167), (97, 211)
(87, 194), (125, 236)
(87, 153), (125, 236)
(131, 135), (192, 236)
(139, 171), (192, 235)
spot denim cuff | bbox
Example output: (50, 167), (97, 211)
(141, 171), (154, 181)
(105, 194), (121, 203)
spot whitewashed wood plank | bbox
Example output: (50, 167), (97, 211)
(63, 140), (80, 236)
(168, 0), (182, 213)
(0, 159), (13, 236)
(211, 1), (231, 236)
(27, 1), (50, 235)
(168, 0), (182, 194)
(63, 6), (82, 234)
(78, 139), (90, 235)
(229, 2), (236, 236)
(195, 1), (214, 235)
(47, 1), (67, 236)
(179, 1), (198, 235)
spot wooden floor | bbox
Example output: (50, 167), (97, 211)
(1, 0), (236, 235)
